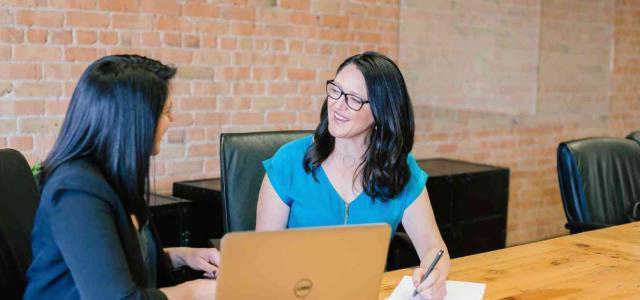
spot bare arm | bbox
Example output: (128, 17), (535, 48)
(402, 188), (451, 299)
(255, 174), (290, 231)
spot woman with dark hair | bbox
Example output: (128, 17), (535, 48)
(256, 51), (450, 299)
(24, 55), (218, 299)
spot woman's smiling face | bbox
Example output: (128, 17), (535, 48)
(326, 64), (375, 141)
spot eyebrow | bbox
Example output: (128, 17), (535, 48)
(332, 81), (366, 99)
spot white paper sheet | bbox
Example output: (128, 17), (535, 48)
(387, 276), (485, 300)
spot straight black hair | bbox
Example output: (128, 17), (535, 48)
(303, 51), (415, 201)
(39, 54), (176, 223)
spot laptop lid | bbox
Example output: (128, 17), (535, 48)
(216, 224), (391, 300)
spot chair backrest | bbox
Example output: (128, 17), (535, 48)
(0, 149), (40, 299)
(557, 138), (640, 228)
(219, 131), (312, 233)
(626, 130), (640, 145)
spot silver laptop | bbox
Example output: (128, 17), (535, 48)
(216, 224), (391, 300)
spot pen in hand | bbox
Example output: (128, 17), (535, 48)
(413, 249), (444, 297)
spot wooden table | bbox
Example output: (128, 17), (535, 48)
(379, 222), (640, 299)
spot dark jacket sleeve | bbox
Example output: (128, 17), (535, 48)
(48, 189), (168, 300)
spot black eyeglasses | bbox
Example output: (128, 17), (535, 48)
(326, 80), (369, 111)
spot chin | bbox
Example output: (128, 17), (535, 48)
(327, 121), (349, 139)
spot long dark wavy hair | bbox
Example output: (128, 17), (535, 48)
(303, 51), (415, 201)
(38, 54), (176, 223)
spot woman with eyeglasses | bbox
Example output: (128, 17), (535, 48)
(256, 51), (450, 300)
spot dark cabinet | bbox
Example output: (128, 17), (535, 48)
(172, 179), (223, 247)
(149, 193), (193, 247)
(418, 158), (509, 258)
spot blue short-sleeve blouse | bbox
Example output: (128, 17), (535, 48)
(262, 135), (428, 234)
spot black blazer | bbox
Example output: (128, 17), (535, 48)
(24, 159), (174, 300)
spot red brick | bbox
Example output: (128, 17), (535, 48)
(220, 6), (256, 21)
(216, 67), (250, 80)
(218, 97), (251, 110)
(166, 129), (185, 144)
(268, 82), (297, 95)
(280, 0), (310, 10)
(76, 30), (98, 45)
(177, 97), (216, 111)
(162, 32), (181, 47)
(16, 11), (64, 27)
(252, 67), (282, 80)
(65, 11), (110, 28)
(112, 14), (154, 30)
(0, 28), (24, 43)
(9, 136), (34, 151)
(136, 32), (158, 47)
(319, 15), (348, 28)
(44, 64), (86, 80)
(231, 112), (263, 125)
(177, 66), (214, 79)
(27, 29), (48, 43)
(152, 48), (193, 64)
(182, 34), (199, 48)
(49, 0), (97, 9)
(0, 119), (16, 134)
(194, 112), (230, 125)
(155, 16), (194, 32)
(182, 2), (220, 18)
(287, 68), (316, 81)
(15, 100), (45, 115)
(19, 118), (62, 134)
(15, 82), (61, 98)
(201, 34), (217, 48)
(233, 82), (265, 96)
(266, 111), (296, 123)
(51, 30), (72, 44)
(141, 0), (180, 15)
(15, 46), (62, 62)
(185, 128), (205, 142)
(99, 31), (118, 45)
(98, 0), (140, 12)
(65, 47), (105, 62)
(45, 100), (70, 115)
(219, 37), (237, 50)
(0, 64), (41, 80)
(188, 143), (218, 158)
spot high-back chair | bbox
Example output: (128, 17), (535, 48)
(219, 131), (312, 233)
(557, 138), (640, 234)
(0, 149), (40, 299)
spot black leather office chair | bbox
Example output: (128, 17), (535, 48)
(557, 138), (640, 234)
(0, 149), (40, 299)
(219, 131), (313, 233)
(626, 130), (640, 145)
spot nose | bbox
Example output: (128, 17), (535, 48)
(332, 94), (349, 111)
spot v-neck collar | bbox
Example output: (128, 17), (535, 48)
(317, 164), (366, 205)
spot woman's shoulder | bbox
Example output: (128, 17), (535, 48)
(273, 134), (314, 158)
(41, 159), (117, 204)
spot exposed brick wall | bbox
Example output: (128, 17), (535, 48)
(0, 0), (638, 245)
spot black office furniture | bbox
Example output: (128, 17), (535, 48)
(149, 193), (193, 247)
(219, 131), (312, 233)
(557, 138), (640, 234)
(0, 149), (40, 299)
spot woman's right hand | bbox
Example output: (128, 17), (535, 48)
(161, 279), (217, 300)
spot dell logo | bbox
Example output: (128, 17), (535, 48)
(293, 278), (313, 298)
